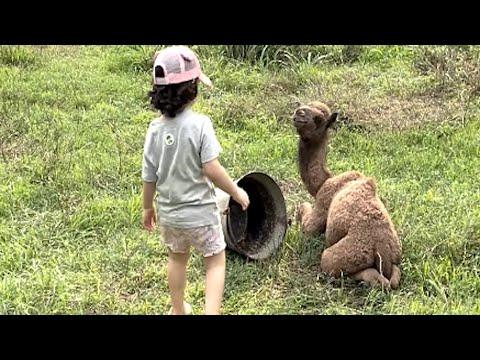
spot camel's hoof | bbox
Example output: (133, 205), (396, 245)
(377, 278), (391, 291)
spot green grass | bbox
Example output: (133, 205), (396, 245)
(1, 45), (479, 314)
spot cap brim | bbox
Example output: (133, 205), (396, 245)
(199, 73), (213, 88)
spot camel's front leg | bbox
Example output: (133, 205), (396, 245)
(297, 202), (326, 236)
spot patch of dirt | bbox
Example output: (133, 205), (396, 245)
(342, 96), (466, 131)
(301, 75), (470, 131)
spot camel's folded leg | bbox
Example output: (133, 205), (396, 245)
(321, 236), (391, 290)
(320, 234), (374, 277)
(352, 268), (391, 290)
(297, 202), (325, 236)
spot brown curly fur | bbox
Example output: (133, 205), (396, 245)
(294, 102), (402, 290)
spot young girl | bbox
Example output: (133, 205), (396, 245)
(142, 46), (249, 315)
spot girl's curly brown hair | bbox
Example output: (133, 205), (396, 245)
(148, 67), (199, 118)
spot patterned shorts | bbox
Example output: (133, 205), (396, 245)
(160, 224), (226, 257)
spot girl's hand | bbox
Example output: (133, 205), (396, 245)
(232, 186), (250, 211)
(142, 208), (156, 231)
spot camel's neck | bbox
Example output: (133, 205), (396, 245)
(298, 135), (332, 197)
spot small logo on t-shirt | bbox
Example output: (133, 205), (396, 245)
(164, 133), (175, 146)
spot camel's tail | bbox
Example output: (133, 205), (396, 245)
(375, 251), (401, 290)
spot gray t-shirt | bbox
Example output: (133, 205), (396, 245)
(142, 108), (222, 228)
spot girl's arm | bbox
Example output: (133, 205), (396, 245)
(142, 181), (156, 231)
(202, 158), (250, 210)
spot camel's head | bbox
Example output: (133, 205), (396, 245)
(292, 101), (338, 141)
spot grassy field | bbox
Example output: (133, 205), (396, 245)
(0, 45), (479, 314)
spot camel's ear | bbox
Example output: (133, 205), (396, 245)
(326, 112), (339, 128)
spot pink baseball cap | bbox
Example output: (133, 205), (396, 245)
(152, 46), (212, 88)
